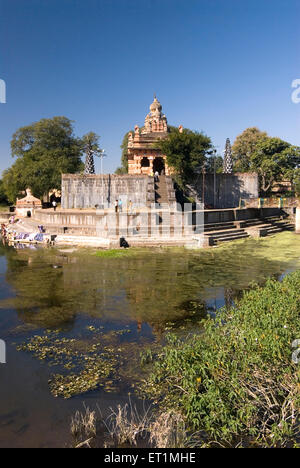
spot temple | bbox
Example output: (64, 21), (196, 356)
(127, 95), (182, 176)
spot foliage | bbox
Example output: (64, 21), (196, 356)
(115, 166), (128, 175)
(292, 168), (300, 197)
(0, 179), (9, 205)
(232, 127), (268, 172)
(157, 128), (213, 187)
(119, 131), (133, 173)
(205, 155), (224, 174)
(250, 137), (300, 193)
(3, 116), (83, 201)
(141, 271), (300, 447)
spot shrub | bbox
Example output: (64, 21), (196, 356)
(141, 272), (300, 447)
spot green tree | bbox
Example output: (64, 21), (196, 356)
(293, 169), (300, 197)
(205, 154), (224, 174)
(250, 137), (300, 193)
(157, 128), (213, 187)
(3, 116), (83, 202)
(118, 130), (133, 173)
(232, 127), (268, 171)
(0, 179), (9, 205)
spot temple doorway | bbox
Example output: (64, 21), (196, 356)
(153, 157), (165, 175)
(141, 157), (150, 168)
(141, 156), (150, 174)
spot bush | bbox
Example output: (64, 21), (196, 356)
(141, 272), (300, 447)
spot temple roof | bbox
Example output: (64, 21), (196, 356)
(16, 188), (42, 206)
(150, 95), (162, 113)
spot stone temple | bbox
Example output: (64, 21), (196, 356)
(61, 95), (259, 211)
(127, 95), (182, 176)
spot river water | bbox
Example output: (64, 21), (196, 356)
(0, 233), (299, 447)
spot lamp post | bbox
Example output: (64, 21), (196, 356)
(202, 164), (206, 209)
(99, 149), (107, 208)
(213, 149), (217, 208)
(99, 149), (107, 175)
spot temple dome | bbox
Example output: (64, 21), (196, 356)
(150, 96), (162, 113)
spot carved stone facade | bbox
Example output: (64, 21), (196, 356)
(127, 96), (182, 176)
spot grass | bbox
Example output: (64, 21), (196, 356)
(0, 204), (10, 212)
(140, 270), (300, 447)
(70, 402), (188, 449)
(95, 248), (143, 258)
(94, 246), (184, 258)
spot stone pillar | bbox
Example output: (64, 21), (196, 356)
(149, 157), (154, 175)
(296, 207), (300, 233)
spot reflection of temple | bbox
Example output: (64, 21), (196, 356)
(127, 95), (182, 176)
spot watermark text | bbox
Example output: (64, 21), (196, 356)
(291, 79), (300, 104)
(0, 79), (6, 104)
(292, 339), (300, 364)
(0, 339), (6, 364)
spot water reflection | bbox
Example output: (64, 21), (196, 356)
(0, 237), (299, 334)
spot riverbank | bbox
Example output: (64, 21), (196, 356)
(139, 271), (300, 448)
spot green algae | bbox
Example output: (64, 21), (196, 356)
(15, 327), (147, 399)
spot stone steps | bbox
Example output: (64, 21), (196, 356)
(204, 223), (236, 232)
(155, 176), (169, 205)
(205, 229), (250, 245)
(214, 233), (250, 243)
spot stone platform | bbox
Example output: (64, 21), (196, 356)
(20, 206), (294, 248)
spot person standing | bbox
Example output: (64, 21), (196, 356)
(119, 199), (123, 213)
(115, 200), (119, 213)
(52, 200), (57, 211)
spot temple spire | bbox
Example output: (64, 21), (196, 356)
(84, 153), (95, 174)
(223, 138), (233, 174)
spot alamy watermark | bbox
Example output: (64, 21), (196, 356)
(291, 79), (300, 104)
(0, 79), (6, 104)
(292, 339), (300, 365)
(0, 339), (6, 364)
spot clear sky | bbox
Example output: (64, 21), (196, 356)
(0, 0), (299, 174)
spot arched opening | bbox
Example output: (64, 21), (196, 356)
(153, 157), (165, 175)
(141, 157), (150, 168)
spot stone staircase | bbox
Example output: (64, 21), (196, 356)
(202, 215), (295, 246)
(155, 175), (169, 205)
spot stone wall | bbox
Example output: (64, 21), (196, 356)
(62, 174), (154, 209)
(192, 172), (259, 209)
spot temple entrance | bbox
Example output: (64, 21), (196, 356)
(153, 157), (165, 175)
(140, 157), (150, 175)
(141, 157), (150, 168)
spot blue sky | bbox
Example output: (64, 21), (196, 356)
(0, 0), (299, 174)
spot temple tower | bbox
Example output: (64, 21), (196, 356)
(127, 96), (180, 176)
(84, 153), (96, 174)
(223, 138), (233, 174)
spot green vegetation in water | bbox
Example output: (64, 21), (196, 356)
(93, 247), (182, 258)
(140, 271), (300, 448)
(16, 327), (141, 399)
(95, 248), (146, 258)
